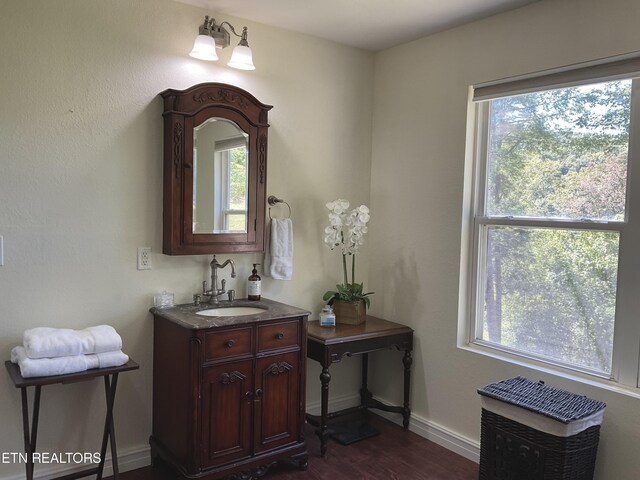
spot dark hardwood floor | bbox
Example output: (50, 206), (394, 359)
(111, 413), (478, 480)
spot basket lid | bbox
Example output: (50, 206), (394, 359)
(478, 376), (606, 424)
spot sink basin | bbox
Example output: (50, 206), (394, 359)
(196, 306), (266, 317)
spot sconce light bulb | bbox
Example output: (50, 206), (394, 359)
(227, 44), (255, 70)
(190, 34), (218, 61)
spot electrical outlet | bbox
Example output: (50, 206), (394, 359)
(137, 247), (152, 270)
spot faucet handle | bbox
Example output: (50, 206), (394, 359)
(228, 289), (236, 302)
(202, 280), (208, 294)
(221, 278), (226, 292)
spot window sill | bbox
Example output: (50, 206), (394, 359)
(458, 341), (640, 401)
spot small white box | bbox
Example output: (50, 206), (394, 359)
(154, 291), (174, 308)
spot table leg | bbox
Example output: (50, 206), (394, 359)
(106, 374), (121, 479)
(402, 349), (412, 430)
(318, 366), (331, 457)
(359, 353), (373, 405)
(97, 373), (119, 479)
(20, 386), (41, 480)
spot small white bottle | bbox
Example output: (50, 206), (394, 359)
(319, 305), (336, 327)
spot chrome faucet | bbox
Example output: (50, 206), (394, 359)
(201, 255), (237, 305)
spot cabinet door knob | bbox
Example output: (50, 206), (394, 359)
(275, 332), (284, 340)
(255, 388), (263, 398)
(184, 162), (193, 169)
(245, 391), (254, 399)
(225, 339), (236, 348)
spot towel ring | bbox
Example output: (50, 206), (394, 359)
(268, 195), (292, 219)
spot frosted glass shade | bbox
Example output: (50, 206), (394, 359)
(189, 35), (218, 61)
(227, 45), (255, 70)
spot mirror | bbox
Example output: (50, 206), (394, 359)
(161, 83), (272, 255)
(193, 118), (249, 234)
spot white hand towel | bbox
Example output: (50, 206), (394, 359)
(263, 219), (272, 275)
(23, 325), (122, 359)
(268, 218), (293, 280)
(10, 346), (129, 378)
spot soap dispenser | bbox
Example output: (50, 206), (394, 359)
(247, 263), (261, 301)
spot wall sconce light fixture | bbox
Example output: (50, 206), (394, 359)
(189, 16), (255, 71)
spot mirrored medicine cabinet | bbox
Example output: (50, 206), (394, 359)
(160, 83), (272, 254)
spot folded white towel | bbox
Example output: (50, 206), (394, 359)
(93, 350), (130, 369)
(11, 346), (129, 378)
(23, 325), (122, 359)
(266, 218), (293, 280)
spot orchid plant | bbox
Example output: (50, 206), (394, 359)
(322, 199), (374, 307)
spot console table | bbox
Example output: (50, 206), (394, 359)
(5, 360), (139, 480)
(306, 316), (413, 456)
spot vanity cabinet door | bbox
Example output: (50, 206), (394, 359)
(253, 352), (301, 454)
(201, 360), (253, 467)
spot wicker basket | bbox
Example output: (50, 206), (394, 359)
(332, 299), (366, 325)
(480, 409), (600, 480)
(478, 377), (605, 480)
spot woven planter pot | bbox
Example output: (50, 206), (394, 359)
(332, 299), (367, 325)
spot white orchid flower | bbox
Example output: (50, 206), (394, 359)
(328, 213), (342, 226)
(331, 199), (349, 214)
(358, 212), (370, 224)
(323, 200), (370, 268)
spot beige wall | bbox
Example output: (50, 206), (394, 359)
(369, 0), (640, 478)
(0, 0), (372, 477)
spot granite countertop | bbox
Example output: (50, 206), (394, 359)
(149, 297), (311, 329)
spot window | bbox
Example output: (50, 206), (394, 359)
(216, 143), (248, 232)
(462, 56), (640, 387)
(210, 136), (248, 233)
(192, 128), (249, 235)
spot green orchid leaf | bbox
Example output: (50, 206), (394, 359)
(323, 291), (337, 301)
(336, 284), (350, 295)
(327, 281), (374, 303)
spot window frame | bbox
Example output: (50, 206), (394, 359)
(220, 148), (248, 231)
(214, 137), (249, 233)
(461, 71), (640, 388)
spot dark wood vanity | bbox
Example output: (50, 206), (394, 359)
(150, 299), (309, 480)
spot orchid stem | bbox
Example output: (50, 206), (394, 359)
(351, 254), (355, 287)
(342, 254), (348, 287)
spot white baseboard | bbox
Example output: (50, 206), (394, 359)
(1, 445), (151, 480)
(373, 406), (480, 463)
(307, 393), (480, 463)
(306, 391), (362, 415)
